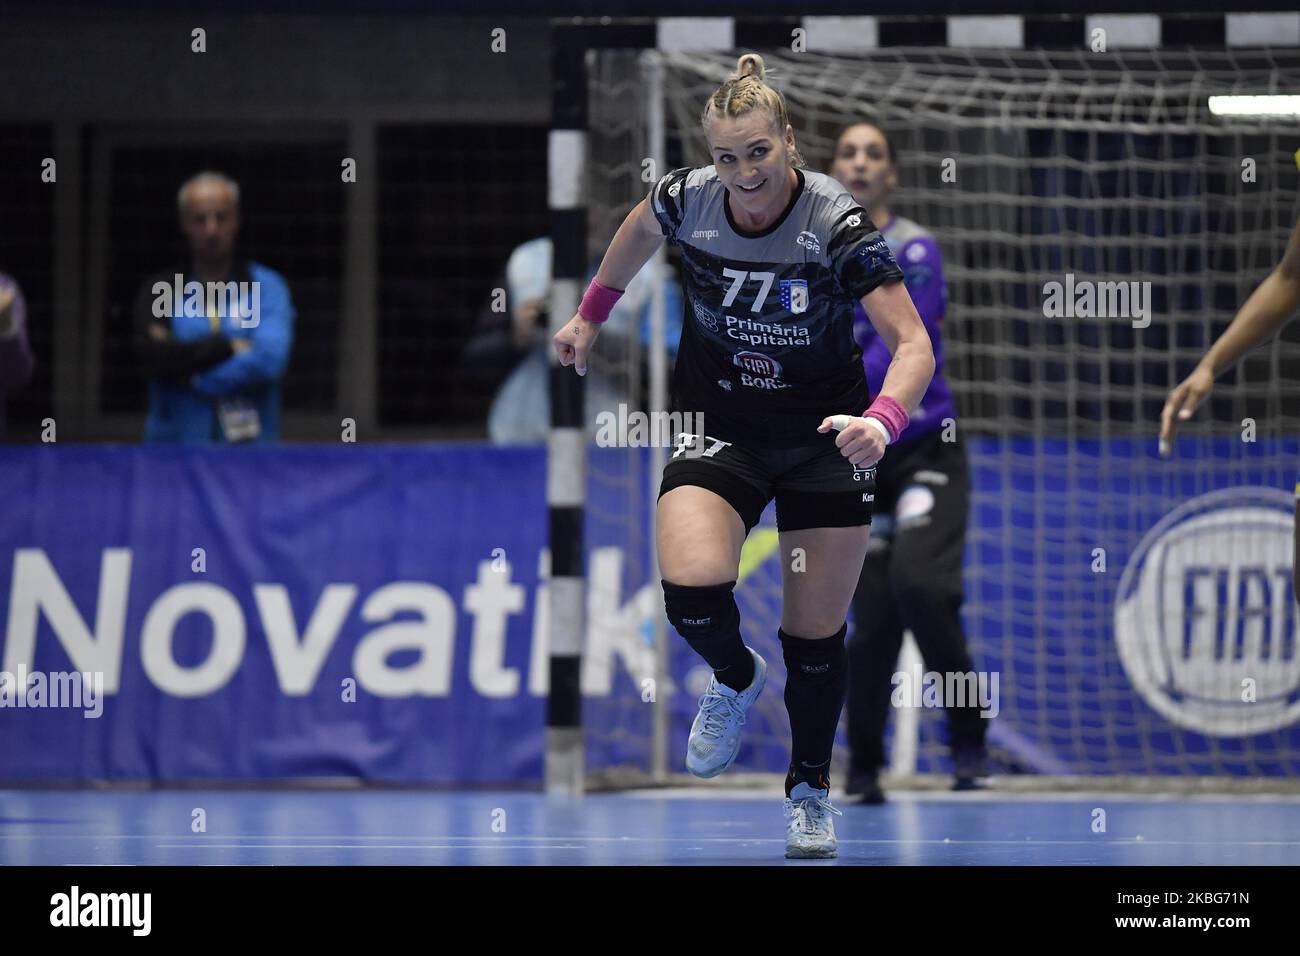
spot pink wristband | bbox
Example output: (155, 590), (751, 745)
(578, 279), (625, 324)
(862, 394), (909, 445)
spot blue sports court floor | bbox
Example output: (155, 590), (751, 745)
(1, 788), (1296, 865)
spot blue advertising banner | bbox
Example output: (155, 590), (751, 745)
(2, 439), (1298, 784)
(0, 445), (558, 783)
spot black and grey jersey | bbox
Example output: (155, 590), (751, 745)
(650, 165), (905, 448)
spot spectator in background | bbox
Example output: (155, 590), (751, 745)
(136, 171), (295, 444)
(463, 207), (682, 444)
(0, 273), (36, 440)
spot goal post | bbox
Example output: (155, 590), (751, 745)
(574, 37), (1300, 790)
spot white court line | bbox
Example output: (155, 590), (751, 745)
(4, 831), (1300, 846)
(618, 788), (1300, 803)
(6, 833), (667, 840)
(143, 837), (1300, 848)
(8, 789), (1300, 803)
(152, 844), (592, 850)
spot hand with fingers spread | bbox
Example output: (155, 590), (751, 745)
(1157, 215), (1300, 458)
(1158, 364), (1215, 458)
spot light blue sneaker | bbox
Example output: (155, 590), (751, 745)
(784, 780), (843, 859)
(685, 648), (766, 779)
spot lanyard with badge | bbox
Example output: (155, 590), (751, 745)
(208, 298), (261, 443)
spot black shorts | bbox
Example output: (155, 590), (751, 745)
(860, 428), (969, 585)
(657, 432), (876, 534)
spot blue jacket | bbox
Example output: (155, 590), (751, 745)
(143, 261), (295, 444)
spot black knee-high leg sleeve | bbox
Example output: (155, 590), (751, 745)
(662, 579), (754, 691)
(780, 623), (849, 788)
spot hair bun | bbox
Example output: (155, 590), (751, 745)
(733, 53), (765, 82)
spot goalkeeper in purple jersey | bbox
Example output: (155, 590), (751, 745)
(553, 54), (934, 858)
(830, 122), (990, 802)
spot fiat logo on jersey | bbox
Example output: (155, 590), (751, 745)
(733, 351), (781, 377)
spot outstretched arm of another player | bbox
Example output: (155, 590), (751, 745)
(552, 198), (665, 376)
(1159, 217), (1300, 457)
(819, 279), (935, 467)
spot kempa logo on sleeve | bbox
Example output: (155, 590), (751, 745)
(152, 274), (260, 328)
(50, 886), (151, 936)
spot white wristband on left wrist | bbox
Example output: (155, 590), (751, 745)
(863, 415), (892, 446)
